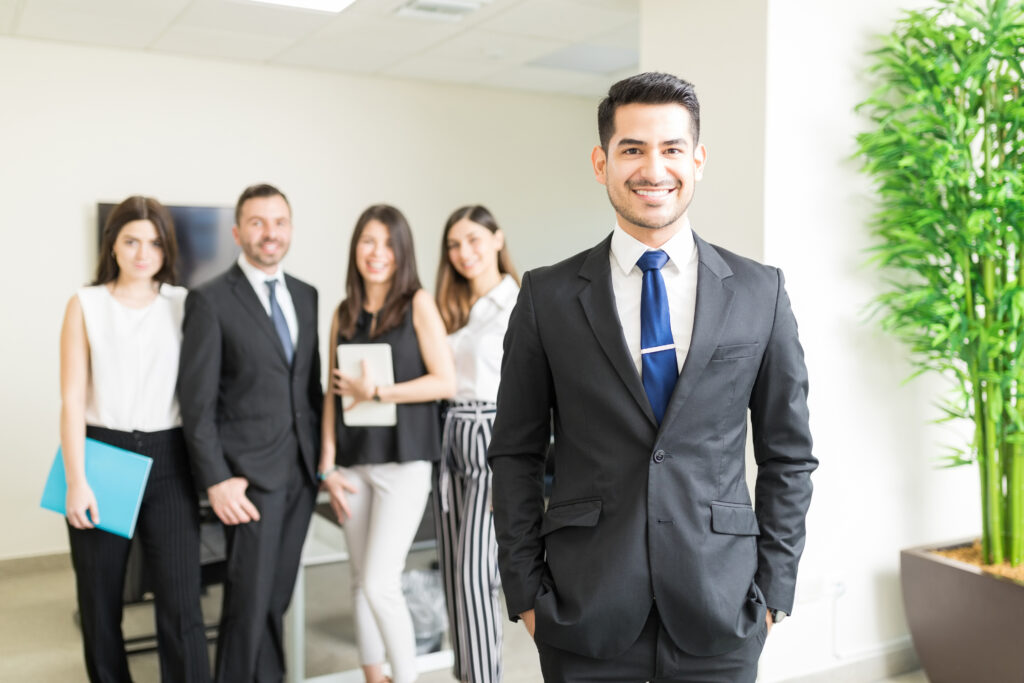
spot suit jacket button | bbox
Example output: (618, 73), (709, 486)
(653, 450), (665, 463)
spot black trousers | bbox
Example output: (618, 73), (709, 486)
(535, 605), (767, 683)
(214, 451), (316, 683)
(67, 426), (210, 683)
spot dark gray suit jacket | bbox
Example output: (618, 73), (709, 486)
(178, 264), (322, 492)
(488, 232), (816, 659)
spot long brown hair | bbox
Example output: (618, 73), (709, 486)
(337, 204), (422, 340)
(93, 196), (178, 286)
(435, 205), (518, 333)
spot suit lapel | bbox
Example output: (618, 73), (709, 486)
(228, 265), (289, 366)
(577, 235), (657, 427)
(658, 234), (734, 432)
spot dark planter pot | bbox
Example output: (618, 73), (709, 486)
(901, 539), (1024, 683)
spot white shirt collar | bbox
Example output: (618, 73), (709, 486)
(482, 274), (518, 308)
(237, 253), (286, 289)
(610, 220), (696, 276)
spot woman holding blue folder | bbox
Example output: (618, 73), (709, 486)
(58, 196), (209, 682)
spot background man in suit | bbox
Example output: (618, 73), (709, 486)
(179, 183), (322, 682)
(488, 72), (817, 682)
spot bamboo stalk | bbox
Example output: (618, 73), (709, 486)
(982, 257), (1005, 563)
(1012, 442), (1023, 564)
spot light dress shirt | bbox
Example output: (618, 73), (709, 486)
(236, 253), (298, 347)
(448, 274), (520, 402)
(609, 221), (699, 376)
(79, 283), (187, 432)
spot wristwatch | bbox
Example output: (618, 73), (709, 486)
(768, 608), (787, 624)
(372, 386), (381, 402)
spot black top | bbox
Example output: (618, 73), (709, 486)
(334, 304), (440, 467)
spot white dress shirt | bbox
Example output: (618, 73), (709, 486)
(609, 222), (699, 376)
(236, 253), (298, 347)
(448, 275), (520, 402)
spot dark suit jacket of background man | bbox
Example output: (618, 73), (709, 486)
(179, 263), (322, 493)
(489, 231), (817, 659)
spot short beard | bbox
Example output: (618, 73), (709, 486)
(243, 242), (286, 267)
(606, 188), (688, 231)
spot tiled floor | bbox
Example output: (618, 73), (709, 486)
(0, 547), (925, 683)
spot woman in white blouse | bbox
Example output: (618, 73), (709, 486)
(434, 205), (520, 683)
(59, 196), (209, 682)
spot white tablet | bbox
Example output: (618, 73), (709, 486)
(337, 343), (397, 427)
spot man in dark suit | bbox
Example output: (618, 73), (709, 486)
(488, 72), (817, 682)
(179, 183), (322, 682)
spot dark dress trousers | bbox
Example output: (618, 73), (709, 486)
(68, 426), (210, 683)
(178, 263), (322, 683)
(488, 233), (817, 678)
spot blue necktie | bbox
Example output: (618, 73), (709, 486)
(638, 250), (677, 423)
(265, 279), (294, 364)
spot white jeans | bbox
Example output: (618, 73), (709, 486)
(340, 460), (433, 683)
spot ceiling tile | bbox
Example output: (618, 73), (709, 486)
(343, 0), (412, 17)
(382, 53), (500, 83)
(347, 0), (516, 26)
(586, 18), (637, 49)
(419, 28), (564, 66)
(175, 0), (326, 40)
(16, 0), (190, 47)
(273, 11), (461, 70)
(568, 0), (637, 12)
(20, 0), (189, 24)
(477, 0), (634, 42)
(151, 24), (299, 61)
(311, 11), (458, 44)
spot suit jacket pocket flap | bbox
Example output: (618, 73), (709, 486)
(711, 502), (760, 536)
(540, 498), (602, 536)
(711, 343), (759, 361)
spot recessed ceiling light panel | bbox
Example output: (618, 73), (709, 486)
(242, 0), (357, 12)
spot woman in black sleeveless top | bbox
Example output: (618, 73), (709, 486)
(319, 204), (455, 683)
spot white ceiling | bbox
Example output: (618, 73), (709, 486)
(0, 0), (640, 96)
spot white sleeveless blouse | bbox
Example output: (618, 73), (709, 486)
(78, 284), (187, 432)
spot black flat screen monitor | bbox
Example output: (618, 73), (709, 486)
(98, 203), (238, 288)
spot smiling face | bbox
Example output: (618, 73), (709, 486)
(592, 102), (706, 246)
(233, 194), (292, 273)
(445, 218), (504, 285)
(355, 219), (396, 286)
(112, 219), (164, 283)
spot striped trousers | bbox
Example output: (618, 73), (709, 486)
(432, 401), (503, 683)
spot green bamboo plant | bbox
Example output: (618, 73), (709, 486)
(856, 0), (1024, 567)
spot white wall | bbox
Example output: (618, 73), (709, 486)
(760, 1), (981, 678)
(0, 36), (611, 560)
(640, 0), (767, 260)
(643, 0), (983, 680)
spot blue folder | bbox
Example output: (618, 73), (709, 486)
(40, 438), (153, 539)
